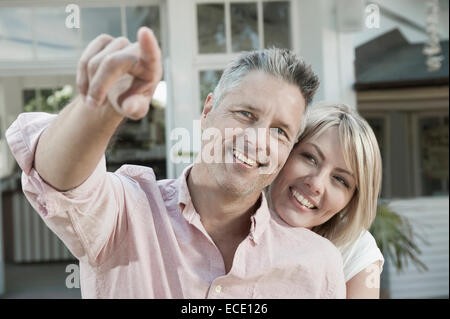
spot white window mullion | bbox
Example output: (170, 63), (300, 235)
(257, 0), (264, 50)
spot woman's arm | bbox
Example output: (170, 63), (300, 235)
(346, 260), (382, 299)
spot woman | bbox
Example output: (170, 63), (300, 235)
(268, 102), (384, 298)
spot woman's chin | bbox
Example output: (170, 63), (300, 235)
(277, 209), (310, 228)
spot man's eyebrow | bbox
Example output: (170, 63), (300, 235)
(307, 142), (354, 177)
(240, 104), (261, 113)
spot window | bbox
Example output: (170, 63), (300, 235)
(195, 1), (292, 112)
(81, 8), (122, 47)
(126, 6), (161, 45)
(196, 1), (291, 54)
(197, 4), (226, 54)
(363, 110), (449, 199)
(23, 86), (73, 113)
(263, 1), (290, 48)
(230, 3), (259, 52)
(417, 115), (449, 196)
(199, 70), (224, 112)
(0, 4), (162, 61)
(36, 7), (80, 59)
(366, 116), (390, 198)
(0, 8), (34, 60)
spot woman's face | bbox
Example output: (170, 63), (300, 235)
(270, 126), (357, 229)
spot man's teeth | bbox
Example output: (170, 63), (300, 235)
(233, 150), (258, 167)
(291, 188), (316, 209)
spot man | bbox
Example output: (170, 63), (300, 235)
(6, 27), (345, 298)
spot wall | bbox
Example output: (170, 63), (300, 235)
(386, 196), (449, 298)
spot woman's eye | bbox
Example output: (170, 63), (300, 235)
(301, 152), (317, 165)
(335, 176), (349, 188)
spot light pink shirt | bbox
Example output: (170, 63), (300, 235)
(6, 112), (346, 299)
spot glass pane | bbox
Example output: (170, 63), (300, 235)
(106, 100), (166, 179)
(231, 3), (259, 52)
(197, 4), (226, 54)
(263, 1), (291, 49)
(0, 8), (33, 60)
(126, 6), (161, 46)
(35, 7), (80, 59)
(23, 86), (74, 113)
(81, 7), (121, 47)
(23, 90), (37, 112)
(199, 70), (223, 112)
(419, 116), (449, 196)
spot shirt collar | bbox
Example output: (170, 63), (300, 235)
(175, 164), (271, 245)
(177, 164), (193, 213)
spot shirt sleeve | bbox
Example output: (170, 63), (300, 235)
(340, 230), (385, 282)
(5, 112), (128, 266)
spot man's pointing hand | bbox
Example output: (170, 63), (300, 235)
(77, 27), (162, 120)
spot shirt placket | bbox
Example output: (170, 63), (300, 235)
(179, 198), (259, 299)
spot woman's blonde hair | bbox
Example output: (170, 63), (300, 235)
(294, 102), (382, 247)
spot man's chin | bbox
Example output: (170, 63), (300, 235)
(219, 170), (260, 195)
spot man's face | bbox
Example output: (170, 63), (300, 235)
(200, 71), (306, 197)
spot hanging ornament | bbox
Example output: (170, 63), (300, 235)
(423, 0), (444, 72)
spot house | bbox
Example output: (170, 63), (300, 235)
(355, 29), (448, 298)
(0, 0), (448, 298)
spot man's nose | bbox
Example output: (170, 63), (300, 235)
(242, 127), (269, 152)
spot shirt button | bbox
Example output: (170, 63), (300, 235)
(215, 285), (222, 293)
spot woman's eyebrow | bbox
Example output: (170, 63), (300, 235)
(307, 142), (354, 177)
(307, 142), (325, 161)
(335, 167), (354, 178)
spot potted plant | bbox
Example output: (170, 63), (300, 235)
(370, 202), (429, 298)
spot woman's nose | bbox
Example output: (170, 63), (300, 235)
(304, 174), (325, 196)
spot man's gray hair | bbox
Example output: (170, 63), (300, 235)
(212, 48), (320, 112)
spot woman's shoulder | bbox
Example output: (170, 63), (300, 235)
(339, 230), (384, 282)
(340, 230), (382, 260)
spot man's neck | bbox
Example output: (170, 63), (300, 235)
(187, 164), (262, 241)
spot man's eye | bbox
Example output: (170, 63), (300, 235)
(277, 128), (287, 137)
(239, 110), (253, 118)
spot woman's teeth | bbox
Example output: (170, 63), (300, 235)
(291, 188), (316, 209)
(233, 149), (258, 167)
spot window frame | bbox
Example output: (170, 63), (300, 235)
(193, 0), (293, 117)
(411, 110), (449, 197)
(360, 111), (392, 199)
(0, 0), (165, 75)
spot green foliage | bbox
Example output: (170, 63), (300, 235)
(370, 203), (429, 273)
(24, 86), (73, 113)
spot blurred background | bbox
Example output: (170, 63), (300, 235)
(0, 0), (448, 299)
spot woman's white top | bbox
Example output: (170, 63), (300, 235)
(338, 230), (384, 282)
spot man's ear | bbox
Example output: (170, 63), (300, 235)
(201, 93), (215, 130)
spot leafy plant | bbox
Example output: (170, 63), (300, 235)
(24, 85), (73, 113)
(370, 202), (428, 272)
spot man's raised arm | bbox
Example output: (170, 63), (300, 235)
(34, 27), (162, 191)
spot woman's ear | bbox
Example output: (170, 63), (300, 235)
(201, 93), (215, 130)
